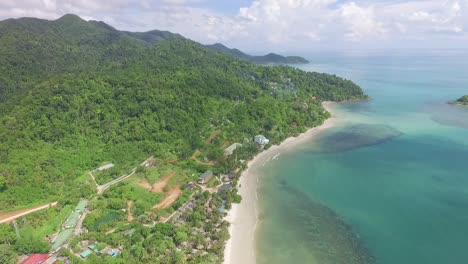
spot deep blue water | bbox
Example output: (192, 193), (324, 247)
(256, 51), (468, 264)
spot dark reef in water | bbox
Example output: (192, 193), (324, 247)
(315, 124), (402, 152)
(273, 181), (376, 264)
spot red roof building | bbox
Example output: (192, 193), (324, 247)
(21, 254), (49, 264)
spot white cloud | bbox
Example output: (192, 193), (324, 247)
(0, 0), (468, 51)
(339, 2), (386, 41)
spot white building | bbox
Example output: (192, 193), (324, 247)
(254, 135), (269, 145)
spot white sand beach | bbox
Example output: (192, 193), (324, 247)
(223, 102), (339, 264)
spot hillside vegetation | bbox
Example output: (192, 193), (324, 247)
(453, 95), (468, 105)
(0, 14), (366, 263)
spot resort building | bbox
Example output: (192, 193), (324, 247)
(21, 254), (49, 264)
(223, 143), (242, 156)
(254, 135), (269, 145)
(223, 173), (236, 182)
(96, 163), (114, 172)
(198, 170), (214, 184)
(217, 184), (233, 194)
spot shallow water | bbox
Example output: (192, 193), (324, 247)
(256, 51), (468, 264)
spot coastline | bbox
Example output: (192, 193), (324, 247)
(223, 101), (339, 264)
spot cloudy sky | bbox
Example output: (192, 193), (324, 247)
(0, 0), (467, 53)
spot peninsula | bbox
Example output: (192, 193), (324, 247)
(451, 95), (468, 106)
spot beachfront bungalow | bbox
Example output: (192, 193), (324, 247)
(198, 170), (214, 184)
(223, 143), (242, 156)
(254, 135), (269, 145)
(217, 184), (233, 194)
(223, 173), (236, 182)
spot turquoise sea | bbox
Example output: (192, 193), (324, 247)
(256, 50), (468, 264)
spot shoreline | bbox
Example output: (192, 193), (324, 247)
(223, 101), (340, 264)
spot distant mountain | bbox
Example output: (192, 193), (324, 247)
(206, 43), (309, 64)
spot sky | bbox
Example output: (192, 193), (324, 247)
(0, 0), (467, 53)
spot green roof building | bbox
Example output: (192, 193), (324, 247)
(224, 143), (242, 156)
(198, 170), (214, 184)
(63, 199), (87, 229)
(80, 249), (93, 258)
(75, 199), (87, 213)
(51, 228), (74, 252)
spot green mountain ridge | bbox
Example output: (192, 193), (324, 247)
(206, 43), (309, 64)
(0, 14), (365, 263)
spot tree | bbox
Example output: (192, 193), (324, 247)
(0, 244), (17, 264)
(0, 224), (16, 244)
(0, 175), (6, 190)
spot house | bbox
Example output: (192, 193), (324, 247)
(21, 254), (49, 264)
(223, 143), (242, 156)
(254, 135), (269, 145)
(219, 200), (227, 213)
(80, 249), (93, 259)
(96, 163), (114, 172)
(184, 182), (196, 190)
(217, 184), (233, 194)
(223, 173), (236, 182)
(198, 170), (214, 184)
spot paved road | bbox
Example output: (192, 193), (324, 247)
(0, 202), (58, 224)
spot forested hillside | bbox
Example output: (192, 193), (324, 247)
(453, 95), (468, 105)
(206, 43), (309, 64)
(0, 14), (366, 263)
(0, 14), (365, 208)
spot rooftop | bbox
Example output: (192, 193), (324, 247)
(200, 170), (213, 180)
(224, 143), (242, 156)
(21, 254), (49, 264)
(51, 228), (74, 252)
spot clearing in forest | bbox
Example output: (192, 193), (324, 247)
(153, 187), (181, 209)
(191, 150), (215, 166)
(139, 171), (176, 193)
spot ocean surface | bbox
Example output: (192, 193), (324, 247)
(255, 50), (468, 264)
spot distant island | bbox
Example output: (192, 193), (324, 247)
(451, 95), (468, 106)
(206, 43), (309, 64)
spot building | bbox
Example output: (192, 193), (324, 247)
(217, 184), (233, 194)
(96, 163), (114, 172)
(62, 199), (87, 229)
(21, 254), (49, 264)
(254, 135), (269, 145)
(184, 182), (196, 190)
(223, 143), (242, 156)
(51, 228), (73, 252)
(80, 249), (93, 259)
(223, 173), (236, 182)
(198, 170), (214, 184)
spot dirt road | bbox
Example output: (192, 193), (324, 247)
(0, 202), (58, 224)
